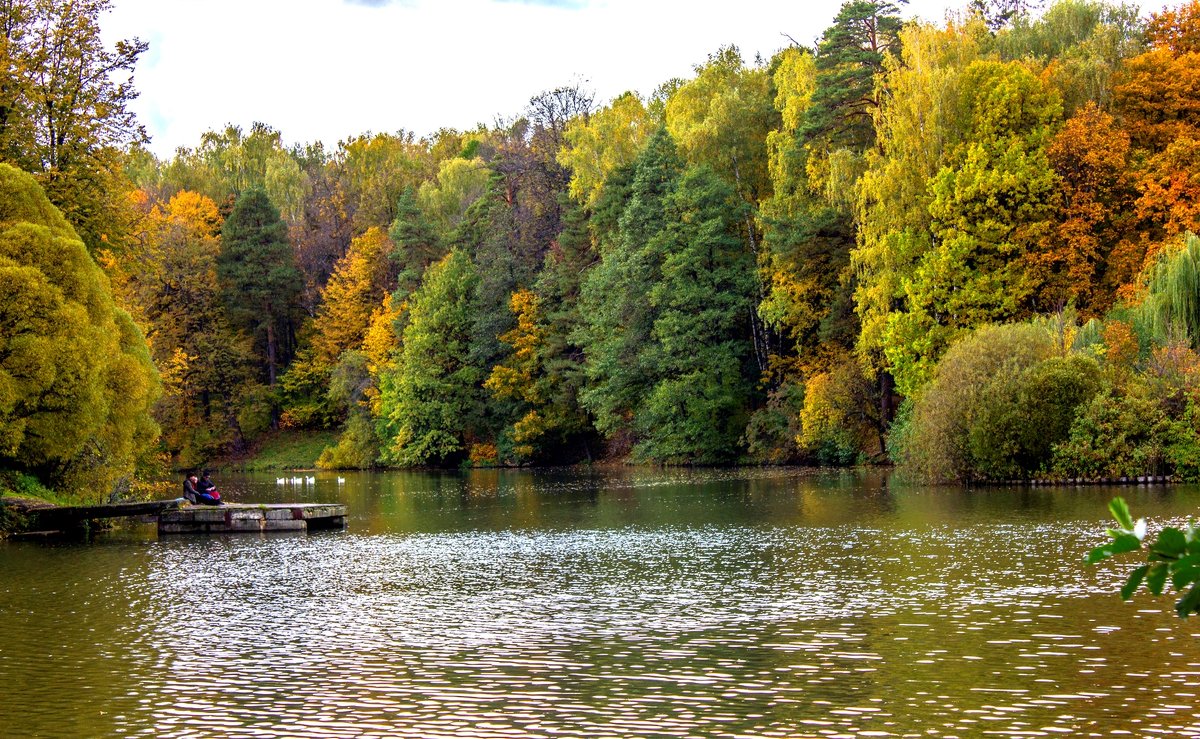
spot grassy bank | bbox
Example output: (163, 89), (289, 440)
(0, 472), (63, 535)
(220, 430), (338, 471)
(1, 471), (67, 506)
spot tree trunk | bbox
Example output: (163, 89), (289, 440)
(266, 320), (277, 387)
(878, 370), (894, 456)
(731, 152), (771, 376)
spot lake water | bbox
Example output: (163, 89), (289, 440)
(2, 467), (1200, 737)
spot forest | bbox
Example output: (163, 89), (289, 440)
(1, 0), (1199, 501)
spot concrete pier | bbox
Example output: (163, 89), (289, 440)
(158, 503), (347, 535)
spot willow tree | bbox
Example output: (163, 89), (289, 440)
(0, 164), (159, 498)
(1136, 233), (1200, 345)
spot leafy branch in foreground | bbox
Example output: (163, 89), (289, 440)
(1088, 497), (1200, 617)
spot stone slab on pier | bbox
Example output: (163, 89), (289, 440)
(9, 498), (184, 534)
(158, 503), (346, 535)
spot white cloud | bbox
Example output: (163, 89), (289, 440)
(102, 0), (964, 157)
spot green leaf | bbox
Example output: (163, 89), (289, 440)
(1148, 562), (1170, 596)
(1122, 565), (1150, 600)
(1176, 582), (1200, 618)
(1172, 564), (1200, 592)
(1153, 527), (1187, 559)
(1087, 533), (1143, 564)
(1109, 497), (1134, 531)
(1185, 523), (1200, 554)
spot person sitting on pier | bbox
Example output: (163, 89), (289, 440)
(183, 473), (222, 506)
(182, 474), (199, 503)
(197, 471), (222, 504)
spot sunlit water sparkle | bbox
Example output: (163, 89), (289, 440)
(2, 468), (1200, 737)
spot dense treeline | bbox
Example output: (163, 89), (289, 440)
(2, 0), (1200, 497)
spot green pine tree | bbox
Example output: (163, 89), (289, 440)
(576, 128), (683, 442)
(217, 188), (301, 387)
(802, 0), (908, 150)
(487, 195), (600, 462)
(635, 165), (758, 463)
(388, 186), (444, 292)
(377, 249), (482, 466)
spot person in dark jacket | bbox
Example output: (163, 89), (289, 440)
(183, 473), (199, 503)
(197, 471), (222, 503)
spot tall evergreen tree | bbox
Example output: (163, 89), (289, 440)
(761, 46), (860, 371)
(802, 0), (907, 150)
(217, 188), (301, 387)
(388, 186), (444, 292)
(450, 176), (535, 450)
(486, 197), (599, 463)
(377, 249), (482, 466)
(766, 1), (906, 385)
(635, 166), (758, 463)
(576, 128), (683, 445)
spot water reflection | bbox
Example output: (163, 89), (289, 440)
(2, 468), (1200, 736)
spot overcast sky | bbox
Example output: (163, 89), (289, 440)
(102, 0), (967, 158)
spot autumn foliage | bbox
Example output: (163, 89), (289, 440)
(7, 0), (1200, 486)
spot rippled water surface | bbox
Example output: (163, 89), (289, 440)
(3, 468), (1200, 737)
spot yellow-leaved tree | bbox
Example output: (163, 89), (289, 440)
(310, 227), (397, 367)
(106, 189), (260, 467)
(558, 91), (654, 207)
(485, 289), (552, 462)
(281, 226), (395, 430)
(0, 164), (160, 500)
(304, 227), (398, 468)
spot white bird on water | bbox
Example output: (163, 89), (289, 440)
(306, 476), (316, 485)
(337, 477), (346, 485)
(276, 477), (285, 485)
(291, 476), (302, 485)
